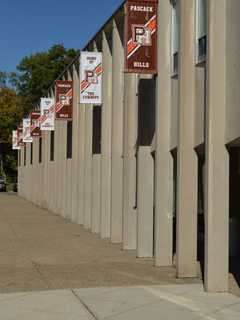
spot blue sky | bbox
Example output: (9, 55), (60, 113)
(0, 0), (124, 72)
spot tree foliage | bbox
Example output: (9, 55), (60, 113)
(17, 44), (78, 112)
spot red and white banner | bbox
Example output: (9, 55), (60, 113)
(30, 111), (41, 137)
(40, 98), (55, 131)
(12, 131), (20, 150)
(125, 0), (158, 74)
(17, 126), (25, 147)
(55, 81), (73, 120)
(80, 52), (102, 105)
(23, 118), (33, 143)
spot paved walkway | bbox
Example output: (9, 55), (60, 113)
(0, 193), (200, 293)
(0, 193), (239, 319)
(0, 284), (240, 319)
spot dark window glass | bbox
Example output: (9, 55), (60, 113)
(92, 106), (102, 154)
(137, 78), (156, 146)
(30, 143), (33, 165)
(66, 121), (72, 159)
(39, 137), (42, 163)
(24, 145), (26, 166)
(50, 131), (55, 161)
(173, 52), (178, 76)
(198, 35), (206, 60)
(18, 150), (21, 167)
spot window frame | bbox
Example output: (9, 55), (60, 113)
(39, 137), (42, 163)
(171, 0), (179, 77)
(196, 0), (207, 64)
(50, 131), (55, 162)
(66, 121), (73, 159)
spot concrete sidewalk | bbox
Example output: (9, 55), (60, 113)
(0, 193), (200, 293)
(0, 284), (240, 320)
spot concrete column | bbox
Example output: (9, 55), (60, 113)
(60, 121), (67, 218)
(17, 150), (22, 197)
(77, 101), (86, 225)
(204, 0), (229, 292)
(100, 31), (113, 239)
(42, 131), (48, 209)
(71, 66), (80, 223)
(137, 146), (154, 257)
(55, 109), (61, 215)
(33, 137), (38, 205)
(155, 0), (173, 266)
(66, 72), (73, 220)
(83, 105), (93, 229)
(38, 138), (43, 207)
(91, 154), (101, 234)
(111, 19), (124, 243)
(123, 74), (138, 250)
(176, 0), (198, 278)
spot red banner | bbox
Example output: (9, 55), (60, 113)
(125, 0), (158, 74)
(30, 111), (41, 137)
(55, 80), (73, 120)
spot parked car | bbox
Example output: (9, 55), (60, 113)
(0, 176), (6, 192)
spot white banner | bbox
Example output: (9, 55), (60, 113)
(12, 131), (20, 150)
(22, 118), (33, 143)
(80, 51), (102, 104)
(40, 98), (55, 131)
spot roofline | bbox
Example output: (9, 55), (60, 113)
(49, 0), (125, 91)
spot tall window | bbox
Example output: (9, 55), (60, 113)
(39, 137), (42, 163)
(24, 145), (26, 166)
(50, 131), (55, 161)
(18, 150), (21, 167)
(66, 121), (72, 159)
(196, 0), (206, 62)
(30, 143), (33, 165)
(171, 0), (179, 76)
(92, 106), (101, 155)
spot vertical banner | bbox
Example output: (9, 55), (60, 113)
(22, 118), (33, 143)
(30, 111), (41, 137)
(80, 51), (102, 104)
(40, 98), (55, 131)
(55, 81), (73, 120)
(124, 0), (158, 74)
(17, 126), (25, 147)
(12, 131), (20, 150)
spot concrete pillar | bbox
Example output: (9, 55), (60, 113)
(55, 108), (61, 215)
(137, 146), (154, 257)
(155, 0), (173, 267)
(33, 137), (38, 205)
(83, 105), (93, 229)
(71, 66), (80, 223)
(123, 74), (138, 250)
(176, 0), (198, 278)
(204, 0), (229, 292)
(91, 154), (101, 234)
(60, 121), (67, 218)
(42, 131), (48, 209)
(111, 19), (124, 243)
(100, 31), (113, 239)
(77, 101), (86, 225)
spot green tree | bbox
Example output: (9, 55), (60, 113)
(17, 44), (78, 112)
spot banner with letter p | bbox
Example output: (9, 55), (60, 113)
(12, 131), (20, 150)
(23, 118), (33, 143)
(80, 51), (102, 105)
(124, 0), (158, 74)
(40, 98), (55, 131)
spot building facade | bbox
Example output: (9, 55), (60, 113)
(18, 0), (240, 293)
